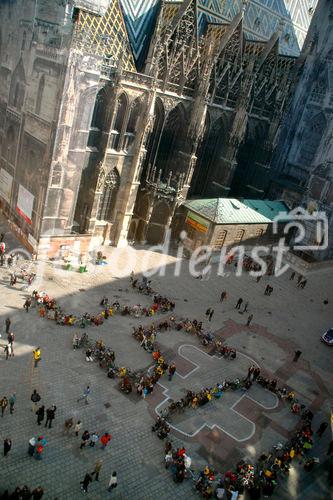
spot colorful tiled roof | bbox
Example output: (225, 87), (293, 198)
(183, 198), (289, 224)
(118, 0), (317, 67)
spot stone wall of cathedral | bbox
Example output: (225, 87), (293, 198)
(270, 0), (333, 260)
(0, 0), (72, 250)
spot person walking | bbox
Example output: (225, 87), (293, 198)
(168, 363), (176, 381)
(77, 385), (90, 405)
(100, 432), (112, 450)
(317, 422), (329, 438)
(246, 314), (253, 327)
(45, 405), (56, 429)
(293, 350), (302, 362)
(24, 298), (32, 312)
(243, 301), (249, 313)
(7, 332), (14, 346)
(33, 347), (41, 368)
(0, 396), (8, 417)
(235, 298), (243, 309)
(28, 436), (37, 457)
(4, 344), (11, 360)
(205, 308), (211, 319)
(80, 430), (90, 449)
(220, 291), (227, 302)
(89, 432), (99, 447)
(209, 309), (214, 322)
(63, 417), (74, 435)
(91, 459), (103, 481)
(290, 271), (295, 280)
(31, 390), (41, 413)
(74, 420), (82, 436)
(36, 405), (45, 425)
(3, 438), (12, 457)
(5, 317), (11, 334)
(107, 471), (118, 492)
(8, 393), (16, 414)
(80, 473), (92, 493)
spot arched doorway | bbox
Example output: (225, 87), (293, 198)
(146, 201), (171, 244)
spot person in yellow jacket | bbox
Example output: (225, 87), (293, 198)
(33, 347), (41, 368)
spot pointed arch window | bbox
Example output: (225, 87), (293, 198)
(123, 98), (141, 152)
(97, 168), (120, 221)
(50, 163), (63, 187)
(5, 126), (16, 164)
(110, 93), (128, 151)
(35, 75), (45, 115)
(9, 59), (26, 110)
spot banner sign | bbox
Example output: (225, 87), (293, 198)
(185, 210), (210, 233)
(16, 185), (34, 225)
(0, 168), (13, 203)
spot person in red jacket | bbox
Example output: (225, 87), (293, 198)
(100, 432), (112, 450)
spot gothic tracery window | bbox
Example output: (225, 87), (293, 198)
(9, 59), (26, 111)
(123, 98), (141, 152)
(298, 112), (327, 166)
(110, 93), (128, 151)
(97, 168), (120, 221)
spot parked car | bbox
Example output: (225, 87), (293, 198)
(321, 328), (333, 345)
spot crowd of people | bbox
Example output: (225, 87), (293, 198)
(152, 363), (332, 498)
(0, 228), (331, 498)
(0, 486), (44, 499)
(28, 288), (175, 328)
(133, 316), (237, 356)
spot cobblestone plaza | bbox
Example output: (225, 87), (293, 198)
(0, 216), (332, 499)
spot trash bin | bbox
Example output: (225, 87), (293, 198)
(79, 265), (86, 273)
(66, 263), (72, 271)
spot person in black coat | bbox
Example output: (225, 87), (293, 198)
(45, 405), (57, 428)
(3, 438), (12, 457)
(36, 405), (45, 426)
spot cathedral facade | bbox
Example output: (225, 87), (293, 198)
(270, 0), (333, 261)
(0, 0), (316, 254)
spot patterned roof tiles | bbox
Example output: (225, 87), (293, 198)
(118, 0), (317, 66)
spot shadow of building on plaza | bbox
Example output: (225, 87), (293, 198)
(0, 246), (331, 498)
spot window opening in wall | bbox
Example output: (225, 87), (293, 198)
(234, 228), (244, 243)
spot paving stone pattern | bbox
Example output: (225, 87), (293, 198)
(0, 214), (332, 499)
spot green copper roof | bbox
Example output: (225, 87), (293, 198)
(183, 198), (289, 224)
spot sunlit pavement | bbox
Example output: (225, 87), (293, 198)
(0, 214), (332, 499)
